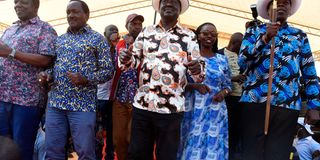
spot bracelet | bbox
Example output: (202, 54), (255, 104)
(224, 89), (229, 95)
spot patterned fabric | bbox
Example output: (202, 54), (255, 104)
(114, 39), (139, 104)
(239, 23), (320, 110)
(48, 25), (114, 112)
(119, 23), (205, 114)
(179, 54), (232, 160)
(224, 48), (242, 96)
(0, 16), (57, 107)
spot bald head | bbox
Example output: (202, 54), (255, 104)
(227, 32), (243, 54)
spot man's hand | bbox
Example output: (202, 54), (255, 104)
(0, 41), (11, 57)
(263, 22), (281, 43)
(38, 71), (52, 86)
(194, 84), (211, 95)
(232, 74), (246, 83)
(213, 89), (229, 102)
(119, 47), (133, 66)
(185, 55), (201, 75)
(67, 71), (88, 86)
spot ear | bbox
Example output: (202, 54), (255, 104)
(85, 14), (89, 22)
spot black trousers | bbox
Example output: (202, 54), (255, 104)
(240, 102), (299, 160)
(128, 108), (183, 160)
(225, 96), (242, 160)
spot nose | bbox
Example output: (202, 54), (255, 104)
(68, 12), (75, 19)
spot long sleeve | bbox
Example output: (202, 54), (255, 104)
(238, 25), (269, 74)
(221, 56), (232, 91)
(299, 33), (320, 109)
(86, 37), (115, 85)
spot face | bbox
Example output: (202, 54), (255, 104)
(14, 0), (38, 21)
(230, 34), (243, 54)
(159, 0), (181, 20)
(106, 26), (118, 35)
(268, 0), (291, 22)
(127, 18), (143, 39)
(109, 33), (120, 46)
(198, 24), (218, 49)
(66, 1), (89, 32)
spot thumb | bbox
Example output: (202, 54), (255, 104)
(128, 44), (133, 52)
(187, 55), (192, 62)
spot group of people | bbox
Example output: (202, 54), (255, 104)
(0, 0), (320, 160)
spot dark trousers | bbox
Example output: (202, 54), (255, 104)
(96, 100), (114, 160)
(128, 108), (183, 160)
(225, 96), (242, 160)
(240, 102), (299, 160)
(0, 101), (41, 160)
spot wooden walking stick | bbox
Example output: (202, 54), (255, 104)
(264, 0), (277, 135)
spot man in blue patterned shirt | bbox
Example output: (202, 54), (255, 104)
(238, 0), (320, 159)
(39, 0), (114, 159)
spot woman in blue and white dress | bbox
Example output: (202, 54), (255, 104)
(179, 23), (232, 160)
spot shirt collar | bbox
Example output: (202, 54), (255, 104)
(13, 16), (40, 25)
(224, 48), (237, 55)
(156, 20), (183, 31)
(67, 24), (91, 34)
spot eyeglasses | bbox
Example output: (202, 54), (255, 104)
(199, 31), (218, 37)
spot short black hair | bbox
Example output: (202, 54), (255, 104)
(196, 22), (218, 53)
(69, 0), (90, 17)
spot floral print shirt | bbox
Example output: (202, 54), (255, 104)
(120, 22), (205, 114)
(114, 39), (139, 104)
(48, 25), (114, 112)
(239, 23), (320, 110)
(0, 16), (57, 107)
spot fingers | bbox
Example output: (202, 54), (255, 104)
(119, 49), (132, 64)
(38, 72), (50, 85)
(186, 60), (201, 75)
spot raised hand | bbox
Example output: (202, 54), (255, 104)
(184, 55), (201, 75)
(119, 46), (133, 66)
(263, 22), (281, 43)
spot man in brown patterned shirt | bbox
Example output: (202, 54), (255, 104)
(119, 0), (204, 159)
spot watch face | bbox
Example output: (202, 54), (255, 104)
(8, 49), (16, 59)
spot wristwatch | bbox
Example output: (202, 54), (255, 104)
(8, 48), (16, 59)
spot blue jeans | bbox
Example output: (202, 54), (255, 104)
(45, 107), (96, 160)
(33, 128), (46, 160)
(0, 101), (42, 160)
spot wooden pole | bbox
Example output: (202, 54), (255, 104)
(264, 0), (277, 135)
